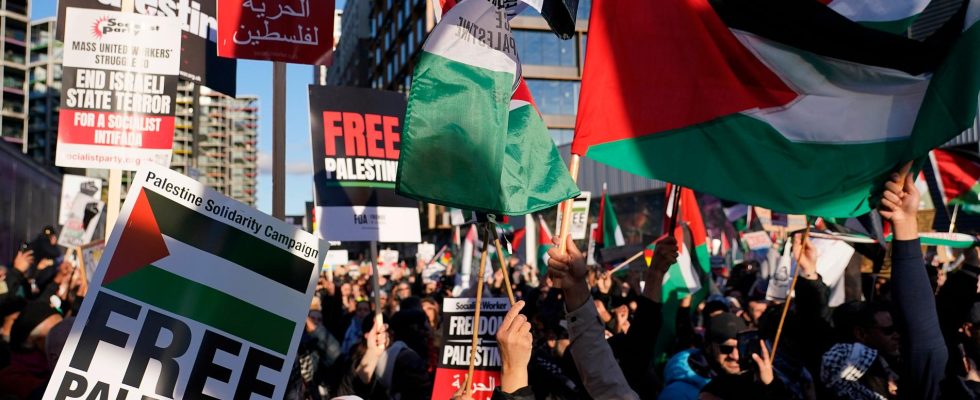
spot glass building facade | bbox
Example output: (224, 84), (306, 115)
(328, 0), (591, 146)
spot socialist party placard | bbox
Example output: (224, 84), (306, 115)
(309, 85), (421, 242)
(432, 298), (509, 400)
(56, 8), (180, 170)
(44, 165), (323, 400)
(56, 0), (238, 96)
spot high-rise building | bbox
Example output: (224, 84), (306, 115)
(172, 82), (259, 206)
(26, 17), (60, 167)
(324, 0), (371, 87)
(0, 0), (30, 149)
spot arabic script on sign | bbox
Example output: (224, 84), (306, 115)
(233, 0), (319, 46)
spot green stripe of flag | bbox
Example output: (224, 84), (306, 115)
(323, 181), (396, 189)
(144, 190), (313, 293)
(105, 265), (295, 355)
(858, 15), (919, 35)
(586, 113), (905, 217)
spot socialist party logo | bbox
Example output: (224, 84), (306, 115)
(91, 16), (161, 39)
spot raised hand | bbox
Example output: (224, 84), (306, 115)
(792, 233), (818, 280)
(879, 171), (919, 241)
(13, 250), (33, 273)
(496, 300), (532, 393)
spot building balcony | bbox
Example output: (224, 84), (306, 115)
(3, 86), (24, 95)
(4, 36), (26, 48)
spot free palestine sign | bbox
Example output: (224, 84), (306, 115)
(44, 165), (323, 400)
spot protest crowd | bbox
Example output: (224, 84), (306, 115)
(0, 160), (977, 400)
(4, 0), (980, 398)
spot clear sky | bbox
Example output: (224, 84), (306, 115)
(32, 0), (348, 216)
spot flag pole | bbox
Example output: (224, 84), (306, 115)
(490, 223), (516, 305)
(464, 223), (491, 395)
(605, 250), (644, 276)
(666, 185), (682, 235)
(369, 241), (383, 327)
(553, 154), (581, 288)
(949, 204), (961, 233)
(771, 223), (811, 360)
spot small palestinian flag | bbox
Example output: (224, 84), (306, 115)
(537, 215), (555, 274)
(439, 250), (454, 267)
(929, 149), (980, 214)
(574, 0), (980, 218)
(596, 183), (626, 248)
(643, 243), (655, 267)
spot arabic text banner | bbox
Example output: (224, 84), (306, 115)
(44, 165), (323, 400)
(217, 0), (335, 65)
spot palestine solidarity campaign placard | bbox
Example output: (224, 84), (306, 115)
(44, 165), (322, 400)
(309, 85), (421, 242)
(55, 7), (180, 170)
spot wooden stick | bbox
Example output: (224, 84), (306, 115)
(557, 154), (582, 254)
(369, 241), (383, 321)
(666, 185), (682, 235)
(949, 204), (961, 233)
(493, 237), (516, 305)
(464, 224), (491, 395)
(606, 250), (644, 276)
(551, 155), (582, 289)
(771, 223), (811, 360)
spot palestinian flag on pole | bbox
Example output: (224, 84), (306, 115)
(929, 148), (980, 214)
(654, 184), (711, 362)
(662, 184), (710, 297)
(574, 0), (980, 218)
(595, 183), (625, 248)
(397, 0), (579, 215)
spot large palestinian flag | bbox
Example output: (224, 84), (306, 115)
(574, 0), (980, 218)
(929, 148), (980, 214)
(397, 0), (579, 215)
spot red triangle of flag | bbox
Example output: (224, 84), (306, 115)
(103, 189), (170, 285)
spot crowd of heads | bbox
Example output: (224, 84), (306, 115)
(1, 174), (978, 399)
